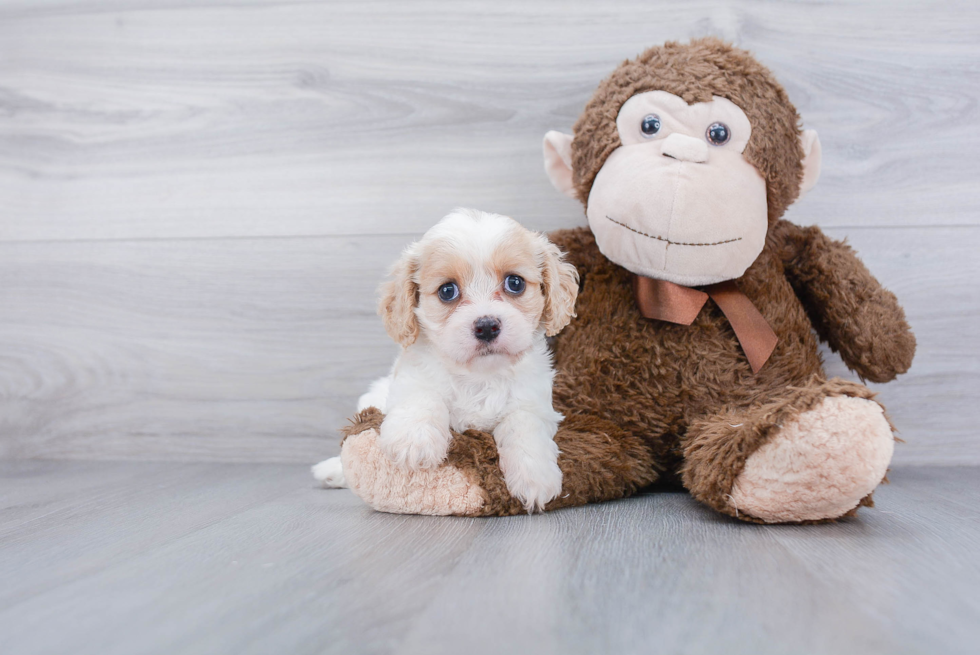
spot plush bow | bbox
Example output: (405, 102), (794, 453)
(631, 275), (778, 373)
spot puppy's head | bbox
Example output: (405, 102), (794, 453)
(379, 208), (579, 367)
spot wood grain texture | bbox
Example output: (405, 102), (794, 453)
(1, 461), (978, 655)
(0, 235), (402, 462)
(0, 0), (977, 464)
(1, 227), (976, 464)
(0, 0), (978, 242)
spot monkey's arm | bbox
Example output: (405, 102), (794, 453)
(770, 219), (916, 383)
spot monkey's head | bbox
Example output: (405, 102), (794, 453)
(543, 38), (821, 286)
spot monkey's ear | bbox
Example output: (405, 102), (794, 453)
(543, 131), (578, 199)
(799, 129), (822, 197)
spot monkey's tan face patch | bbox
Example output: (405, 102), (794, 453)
(586, 91), (768, 286)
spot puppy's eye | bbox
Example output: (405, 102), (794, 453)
(706, 122), (731, 146)
(640, 114), (661, 137)
(437, 282), (459, 302)
(503, 275), (525, 295)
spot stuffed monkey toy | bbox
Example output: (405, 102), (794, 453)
(336, 38), (916, 523)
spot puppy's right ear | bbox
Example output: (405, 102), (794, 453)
(537, 236), (579, 337)
(543, 131), (578, 200)
(378, 244), (420, 347)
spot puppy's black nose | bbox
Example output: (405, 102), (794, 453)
(474, 316), (501, 342)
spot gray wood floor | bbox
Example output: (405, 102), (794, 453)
(1, 461), (978, 655)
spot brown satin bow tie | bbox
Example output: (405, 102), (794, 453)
(631, 275), (778, 373)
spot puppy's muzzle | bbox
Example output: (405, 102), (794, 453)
(473, 316), (501, 342)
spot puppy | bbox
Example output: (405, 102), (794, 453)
(313, 208), (579, 512)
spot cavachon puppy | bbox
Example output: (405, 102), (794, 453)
(313, 208), (579, 512)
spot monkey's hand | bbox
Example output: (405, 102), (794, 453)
(771, 219), (916, 383)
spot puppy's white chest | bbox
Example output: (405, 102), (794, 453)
(448, 375), (514, 432)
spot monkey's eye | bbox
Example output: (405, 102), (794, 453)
(640, 114), (662, 137)
(438, 282), (459, 302)
(706, 122), (731, 146)
(503, 275), (525, 295)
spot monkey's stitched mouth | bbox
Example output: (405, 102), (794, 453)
(606, 216), (742, 247)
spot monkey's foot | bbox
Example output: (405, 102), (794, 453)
(729, 395), (894, 523)
(341, 427), (486, 516)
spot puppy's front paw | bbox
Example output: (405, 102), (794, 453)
(498, 444), (563, 514)
(378, 415), (452, 470)
(312, 456), (347, 488)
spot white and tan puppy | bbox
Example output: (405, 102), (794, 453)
(313, 208), (579, 512)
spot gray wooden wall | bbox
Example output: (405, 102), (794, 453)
(1, 0), (977, 465)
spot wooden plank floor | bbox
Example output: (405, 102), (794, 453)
(1, 461), (978, 655)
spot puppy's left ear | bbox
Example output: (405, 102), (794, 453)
(537, 235), (579, 336)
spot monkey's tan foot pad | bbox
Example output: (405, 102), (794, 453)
(730, 396), (894, 523)
(340, 428), (486, 516)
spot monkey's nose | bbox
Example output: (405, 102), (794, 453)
(474, 316), (501, 342)
(661, 133), (709, 163)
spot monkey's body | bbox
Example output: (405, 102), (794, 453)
(550, 226), (824, 483)
(545, 224), (911, 521)
(336, 38), (915, 523)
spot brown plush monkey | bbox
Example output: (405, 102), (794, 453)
(336, 38), (916, 523)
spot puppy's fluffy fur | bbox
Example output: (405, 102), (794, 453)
(313, 208), (579, 512)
